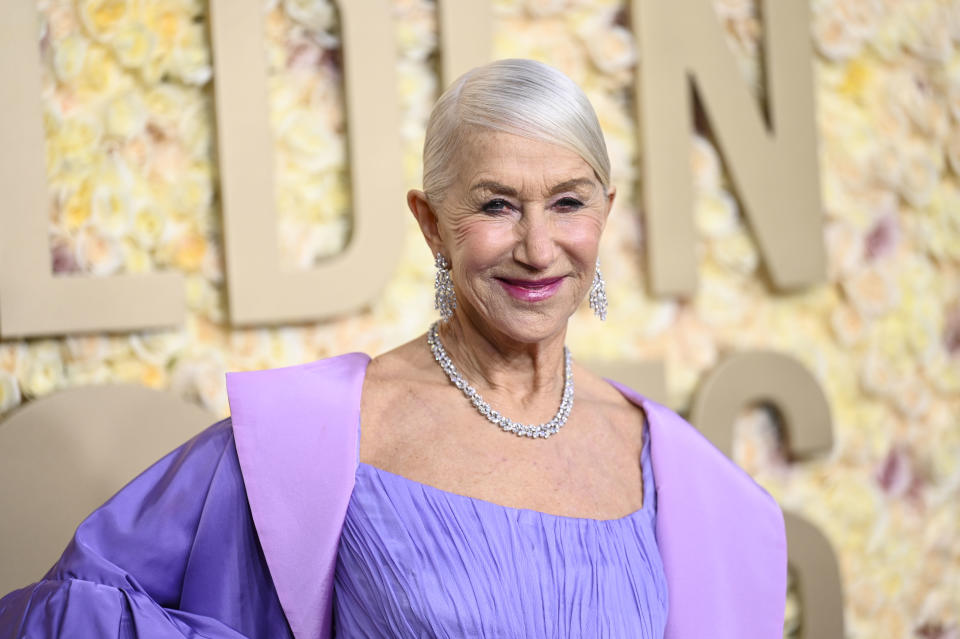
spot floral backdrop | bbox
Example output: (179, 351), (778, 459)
(0, 0), (958, 636)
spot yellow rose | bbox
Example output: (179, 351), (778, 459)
(110, 22), (155, 69)
(121, 238), (154, 273)
(59, 178), (95, 230)
(76, 43), (125, 97)
(52, 33), (91, 83)
(78, 0), (132, 43)
(21, 342), (65, 399)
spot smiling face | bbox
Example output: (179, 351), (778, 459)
(410, 128), (615, 345)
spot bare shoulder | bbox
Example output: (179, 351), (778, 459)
(359, 335), (441, 458)
(572, 362), (648, 444)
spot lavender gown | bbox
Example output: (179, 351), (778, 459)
(333, 428), (667, 637)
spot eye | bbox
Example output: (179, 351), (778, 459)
(482, 198), (512, 213)
(555, 197), (584, 210)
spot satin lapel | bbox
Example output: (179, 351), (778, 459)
(226, 353), (370, 639)
(607, 380), (787, 639)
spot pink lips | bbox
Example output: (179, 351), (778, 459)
(497, 276), (565, 302)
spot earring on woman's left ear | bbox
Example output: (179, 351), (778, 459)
(589, 257), (608, 321)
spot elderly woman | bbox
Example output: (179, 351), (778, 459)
(0, 59), (785, 638)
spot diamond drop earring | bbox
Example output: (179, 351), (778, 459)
(434, 253), (457, 321)
(588, 257), (608, 321)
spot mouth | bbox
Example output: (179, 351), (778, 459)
(495, 276), (565, 303)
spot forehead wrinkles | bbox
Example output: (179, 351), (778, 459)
(458, 129), (591, 178)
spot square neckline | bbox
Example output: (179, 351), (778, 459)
(355, 379), (656, 524)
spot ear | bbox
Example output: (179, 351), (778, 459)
(601, 184), (616, 230)
(408, 189), (444, 258)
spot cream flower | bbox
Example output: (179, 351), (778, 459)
(825, 220), (864, 281)
(0, 370), (21, 414)
(525, 0), (566, 18)
(63, 335), (110, 362)
(695, 189), (741, 238)
(892, 375), (932, 419)
(130, 330), (186, 367)
(710, 229), (759, 275)
(860, 348), (904, 398)
(131, 200), (167, 248)
(78, 0), (133, 43)
(170, 25), (213, 86)
(691, 135), (722, 191)
(582, 24), (636, 75)
(898, 141), (940, 209)
(52, 33), (90, 83)
(110, 22), (155, 69)
(105, 91), (148, 139)
(843, 264), (899, 318)
(91, 184), (133, 237)
(830, 303), (867, 347)
(283, 0), (336, 34)
(20, 343), (65, 399)
(75, 226), (123, 275)
(714, 0), (753, 20)
(170, 352), (229, 415)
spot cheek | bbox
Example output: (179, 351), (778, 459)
(560, 217), (605, 256)
(449, 219), (514, 267)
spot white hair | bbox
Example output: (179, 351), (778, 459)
(422, 59), (611, 204)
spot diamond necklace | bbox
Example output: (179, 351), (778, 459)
(426, 321), (574, 439)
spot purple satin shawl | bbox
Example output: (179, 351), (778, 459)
(225, 353), (786, 639)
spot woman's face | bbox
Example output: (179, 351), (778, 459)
(412, 128), (615, 344)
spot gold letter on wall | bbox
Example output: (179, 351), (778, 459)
(437, 0), (492, 88)
(208, 0), (405, 326)
(0, 1), (184, 338)
(689, 351), (844, 637)
(630, 0), (825, 295)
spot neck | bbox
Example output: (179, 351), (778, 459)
(435, 312), (568, 403)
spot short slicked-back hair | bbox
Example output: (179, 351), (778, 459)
(422, 59), (611, 204)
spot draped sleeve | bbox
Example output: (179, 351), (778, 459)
(0, 418), (292, 639)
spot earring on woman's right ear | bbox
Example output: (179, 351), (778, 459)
(434, 253), (457, 321)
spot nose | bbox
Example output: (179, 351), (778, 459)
(513, 207), (556, 270)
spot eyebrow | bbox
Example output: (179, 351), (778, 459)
(470, 178), (597, 197)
